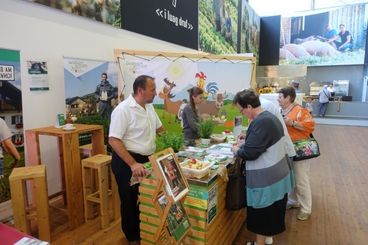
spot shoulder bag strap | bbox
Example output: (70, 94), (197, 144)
(323, 90), (329, 98)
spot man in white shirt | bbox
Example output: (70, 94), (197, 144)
(109, 75), (165, 245)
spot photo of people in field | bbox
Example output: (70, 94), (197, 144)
(199, 0), (239, 54)
(280, 3), (368, 66)
(26, 0), (121, 27)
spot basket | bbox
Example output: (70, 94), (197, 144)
(180, 160), (215, 179)
(210, 134), (226, 143)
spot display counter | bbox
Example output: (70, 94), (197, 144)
(139, 160), (246, 245)
(310, 101), (368, 118)
(260, 93), (305, 107)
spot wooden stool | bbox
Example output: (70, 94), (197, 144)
(80, 143), (108, 159)
(9, 165), (50, 241)
(82, 154), (118, 228)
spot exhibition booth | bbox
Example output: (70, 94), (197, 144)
(1, 0), (368, 244)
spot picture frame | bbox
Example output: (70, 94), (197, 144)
(149, 148), (189, 203)
(55, 113), (65, 128)
(156, 194), (191, 242)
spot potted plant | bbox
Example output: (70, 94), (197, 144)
(199, 119), (214, 147)
(157, 132), (184, 153)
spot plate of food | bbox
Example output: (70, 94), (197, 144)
(180, 159), (214, 179)
(63, 125), (76, 131)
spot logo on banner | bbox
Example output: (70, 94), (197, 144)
(172, 0), (177, 7)
(156, 8), (193, 30)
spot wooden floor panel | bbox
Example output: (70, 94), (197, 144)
(234, 124), (368, 244)
(17, 124), (368, 245)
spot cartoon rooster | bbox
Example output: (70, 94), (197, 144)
(195, 72), (206, 90)
(195, 72), (208, 98)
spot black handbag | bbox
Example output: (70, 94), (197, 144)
(293, 134), (320, 161)
(225, 157), (246, 211)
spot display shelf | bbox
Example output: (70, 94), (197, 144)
(140, 149), (246, 245)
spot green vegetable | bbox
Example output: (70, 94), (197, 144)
(157, 133), (184, 153)
(199, 119), (215, 139)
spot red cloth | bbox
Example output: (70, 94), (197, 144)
(0, 223), (32, 245)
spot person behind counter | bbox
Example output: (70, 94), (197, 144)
(182, 87), (204, 146)
(278, 86), (315, 221)
(108, 75), (165, 244)
(327, 84), (335, 97)
(232, 89), (294, 245)
(291, 81), (301, 93)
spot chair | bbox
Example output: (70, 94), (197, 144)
(82, 154), (118, 228)
(9, 165), (50, 241)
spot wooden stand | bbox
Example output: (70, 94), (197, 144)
(140, 148), (190, 245)
(140, 152), (246, 245)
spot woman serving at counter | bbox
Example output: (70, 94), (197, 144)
(278, 86), (315, 221)
(182, 87), (204, 146)
(232, 89), (294, 245)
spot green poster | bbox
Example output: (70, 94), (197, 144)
(0, 48), (25, 218)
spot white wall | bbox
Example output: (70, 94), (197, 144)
(0, 0), (194, 194)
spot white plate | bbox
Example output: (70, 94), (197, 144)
(63, 127), (76, 131)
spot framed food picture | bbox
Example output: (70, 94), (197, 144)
(149, 148), (189, 203)
(157, 194), (191, 242)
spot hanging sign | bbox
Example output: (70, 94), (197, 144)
(122, 0), (198, 49)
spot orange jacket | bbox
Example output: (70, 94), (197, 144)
(286, 105), (315, 141)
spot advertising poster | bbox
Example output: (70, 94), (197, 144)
(207, 183), (217, 224)
(158, 194), (191, 241)
(199, 0), (238, 54)
(280, 3), (368, 66)
(118, 53), (253, 133)
(25, 0), (121, 27)
(122, 0), (198, 49)
(64, 57), (119, 138)
(240, 0), (260, 57)
(27, 61), (49, 91)
(157, 153), (189, 202)
(0, 48), (24, 216)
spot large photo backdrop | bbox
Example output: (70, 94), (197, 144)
(116, 51), (255, 132)
(280, 3), (368, 66)
(25, 0), (121, 27)
(26, 0), (261, 55)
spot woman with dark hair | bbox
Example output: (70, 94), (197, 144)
(232, 89), (293, 245)
(278, 86), (315, 221)
(182, 87), (204, 146)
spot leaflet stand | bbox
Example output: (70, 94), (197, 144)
(148, 148), (190, 245)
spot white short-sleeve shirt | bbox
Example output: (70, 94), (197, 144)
(260, 98), (296, 157)
(109, 94), (162, 156)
